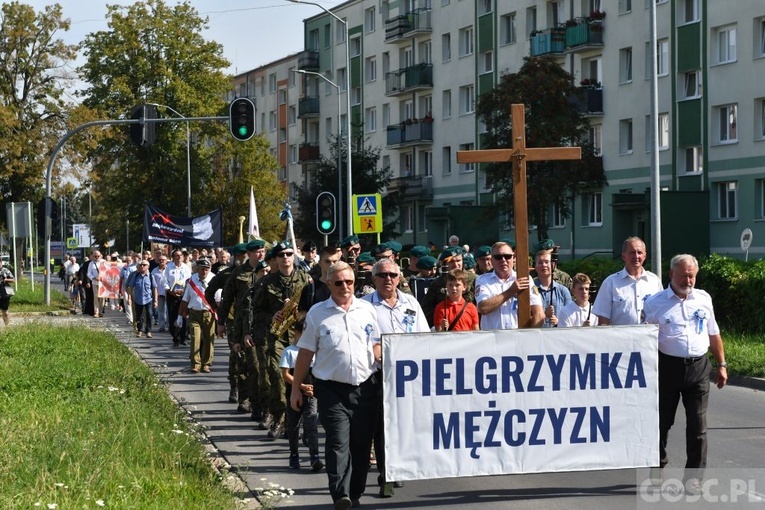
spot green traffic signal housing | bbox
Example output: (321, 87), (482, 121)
(229, 97), (255, 141)
(316, 191), (337, 235)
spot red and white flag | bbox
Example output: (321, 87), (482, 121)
(248, 186), (260, 239)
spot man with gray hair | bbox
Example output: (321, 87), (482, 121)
(643, 254), (727, 493)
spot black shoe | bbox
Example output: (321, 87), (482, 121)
(393, 481), (404, 488)
(228, 388), (238, 404)
(334, 497), (352, 510)
(250, 410), (263, 422)
(289, 453), (300, 469)
(180, 341), (188, 346)
(310, 457), (324, 472)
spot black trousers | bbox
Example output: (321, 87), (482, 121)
(659, 352), (711, 479)
(166, 293), (186, 344)
(315, 375), (379, 503)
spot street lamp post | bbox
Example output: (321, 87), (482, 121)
(287, 0), (353, 236)
(149, 103), (192, 217)
(294, 69), (343, 240)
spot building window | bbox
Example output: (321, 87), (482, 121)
(658, 113), (669, 150)
(288, 67), (296, 87)
(717, 104), (738, 143)
(551, 203), (565, 228)
(459, 84), (474, 115)
(352, 87), (361, 106)
(619, 119), (633, 154)
(680, 70), (701, 99)
(418, 204), (428, 232)
(279, 166), (287, 181)
(443, 146), (452, 175)
(365, 107), (377, 133)
(278, 89), (287, 105)
(365, 6), (376, 33)
(479, 51), (493, 74)
(269, 73), (277, 93)
(619, 47), (633, 83)
(459, 26), (474, 57)
(587, 193), (603, 226)
(269, 111), (277, 131)
(588, 124), (602, 156)
(758, 180), (765, 219)
(683, 146), (703, 174)
(478, 0), (493, 16)
(422, 150), (433, 177)
(338, 68), (347, 92)
(443, 89), (452, 119)
(714, 25), (737, 64)
(365, 57), (377, 82)
(442, 33), (451, 62)
(336, 19), (347, 43)
(309, 29), (320, 51)
(500, 13), (516, 45)
(757, 98), (765, 139)
(289, 105), (296, 125)
(419, 40), (432, 64)
(350, 37), (361, 57)
(289, 145), (298, 164)
(459, 143), (474, 172)
(619, 0), (632, 13)
(716, 181), (737, 220)
(758, 19), (765, 57)
(680, 0), (699, 24)
(403, 206), (414, 233)
(526, 6), (537, 38)
(657, 39), (669, 76)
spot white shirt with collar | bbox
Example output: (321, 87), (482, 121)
(181, 272), (215, 311)
(299, 296), (380, 386)
(558, 301), (599, 328)
(166, 262), (191, 294)
(362, 289), (430, 334)
(643, 286), (719, 358)
(592, 267), (663, 325)
(151, 266), (169, 297)
(475, 270), (542, 330)
(86, 259), (100, 281)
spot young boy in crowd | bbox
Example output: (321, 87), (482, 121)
(558, 273), (599, 327)
(279, 318), (323, 471)
(434, 269), (480, 331)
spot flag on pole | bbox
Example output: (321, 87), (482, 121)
(248, 186), (260, 239)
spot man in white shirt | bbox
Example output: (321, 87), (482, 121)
(65, 256), (80, 310)
(179, 258), (216, 373)
(475, 242), (544, 330)
(291, 262), (380, 510)
(166, 249), (192, 346)
(151, 255), (169, 331)
(592, 236), (663, 325)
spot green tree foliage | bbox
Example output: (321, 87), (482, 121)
(76, 0), (284, 250)
(0, 2), (77, 204)
(698, 254), (765, 334)
(475, 56), (607, 241)
(294, 131), (402, 247)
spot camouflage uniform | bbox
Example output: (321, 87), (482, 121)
(205, 264), (241, 403)
(245, 271), (270, 420)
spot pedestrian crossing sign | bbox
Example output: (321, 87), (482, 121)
(66, 237), (78, 249)
(352, 193), (383, 234)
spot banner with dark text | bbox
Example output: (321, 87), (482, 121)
(143, 203), (222, 247)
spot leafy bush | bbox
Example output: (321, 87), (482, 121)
(558, 256), (624, 290)
(698, 254), (765, 333)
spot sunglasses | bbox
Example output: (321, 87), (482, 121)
(492, 254), (515, 261)
(277, 252), (294, 258)
(333, 279), (355, 287)
(374, 272), (399, 279)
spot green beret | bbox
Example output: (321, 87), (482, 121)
(341, 235), (360, 248)
(357, 252), (374, 264)
(232, 243), (248, 255)
(255, 260), (270, 272)
(371, 243), (391, 256)
(265, 247), (276, 260)
(409, 245), (430, 258)
(463, 253), (476, 269)
(416, 255), (437, 269)
(474, 245), (492, 258)
(534, 238), (557, 254)
(246, 239), (265, 251)
(386, 240), (402, 254)
(500, 237), (516, 249)
(439, 245), (463, 261)
(272, 240), (293, 256)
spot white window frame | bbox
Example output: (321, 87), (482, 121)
(365, 107), (377, 133)
(714, 25), (737, 65)
(442, 146), (452, 175)
(619, 0), (632, 14)
(352, 87), (362, 106)
(759, 179), (765, 219)
(500, 12), (517, 45)
(269, 73), (277, 94)
(716, 181), (738, 220)
(338, 68), (347, 92)
(657, 39), (669, 76)
(551, 202), (566, 228)
(680, 70), (701, 100)
(717, 104), (738, 144)
(269, 111), (277, 132)
(422, 150), (433, 177)
(680, 0), (699, 24)
(336, 19), (347, 44)
(459, 143), (475, 173)
(442, 89), (452, 119)
(288, 105), (297, 126)
(619, 119), (633, 155)
(365, 6), (376, 33)
(588, 124), (602, 156)
(683, 146), (703, 174)
(759, 19), (765, 58)
(289, 144), (298, 164)
(365, 56), (377, 82)
(478, 0), (493, 16)
(403, 206), (414, 233)
(587, 193), (603, 226)
(459, 26), (474, 57)
(619, 47), (633, 84)
(442, 33), (451, 62)
(658, 113), (669, 150)
(350, 37), (361, 57)
(459, 84), (474, 115)
(758, 98), (765, 140)
(479, 50), (493, 74)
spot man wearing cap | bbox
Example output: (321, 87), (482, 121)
(300, 241), (318, 271)
(409, 255), (437, 305)
(218, 239), (266, 413)
(475, 241), (545, 329)
(529, 239), (573, 290)
(178, 258), (216, 373)
(371, 243), (411, 296)
(403, 245), (430, 279)
(166, 249), (192, 347)
(252, 241), (311, 438)
(206, 242), (248, 404)
(473, 245), (493, 275)
(340, 235), (361, 266)
(420, 246), (477, 327)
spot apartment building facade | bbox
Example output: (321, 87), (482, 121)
(234, 0), (765, 260)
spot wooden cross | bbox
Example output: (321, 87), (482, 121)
(457, 104), (581, 328)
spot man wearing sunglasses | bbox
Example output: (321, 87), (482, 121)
(420, 245), (477, 328)
(475, 242), (544, 329)
(291, 261), (381, 510)
(340, 235), (362, 265)
(252, 241), (311, 440)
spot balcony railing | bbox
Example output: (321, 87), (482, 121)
(298, 143), (320, 163)
(298, 96), (320, 118)
(384, 9), (432, 42)
(569, 87), (604, 115)
(297, 50), (319, 71)
(387, 175), (433, 199)
(530, 28), (566, 56)
(565, 18), (605, 50)
(386, 120), (434, 147)
(385, 63), (433, 95)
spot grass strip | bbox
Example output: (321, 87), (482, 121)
(0, 323), (241, 509)
(7, 276), (71, 313)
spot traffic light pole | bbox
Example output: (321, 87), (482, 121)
(42, 115), (227, 305)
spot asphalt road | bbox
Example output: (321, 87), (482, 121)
(40, 278), (765, 509)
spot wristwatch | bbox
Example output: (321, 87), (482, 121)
(718, 362), (728, 368)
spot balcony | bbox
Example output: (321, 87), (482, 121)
(297, 50), (319, 71)
(530, 27), (566, 56)
(298, 96), (320, 118)
(298, 143), (320, 163)
(565, 18), (605, 52)
(569, 87), (604, 115)
(384, 9), (432, 43)
(385, 63), (433, 96)
(386, 175), (433, 199)
(386, 120), (434, 148)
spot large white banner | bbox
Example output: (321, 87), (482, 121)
(383, 325), (659, 481)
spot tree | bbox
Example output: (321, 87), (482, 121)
(0, 2), (77, 203)
(294, 131), (403, 247)
(76, 0), (284, 250)
(475, 56), (607, 241)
